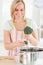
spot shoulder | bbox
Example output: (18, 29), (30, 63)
(25, 18), (32, 26)
(25, 18), (38, 30)
(4, 19), (14, 31)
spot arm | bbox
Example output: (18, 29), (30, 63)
(28, 30), (38, 46)
(4, 30), (17, 50)
(4, 30), (24, 50)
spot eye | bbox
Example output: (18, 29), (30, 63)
(21, 9), (23, 11)
(15, 9), (18, 11)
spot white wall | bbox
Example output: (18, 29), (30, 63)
(0, 0), (3, 30)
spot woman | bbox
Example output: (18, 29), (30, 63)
(4, 0), (38, 62)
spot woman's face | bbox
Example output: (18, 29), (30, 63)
(12, 2), (25, 20)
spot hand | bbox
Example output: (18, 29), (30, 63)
(17, 41), (25, 47)
(25, 34), (32, 40)
(28, 34), (32, 39)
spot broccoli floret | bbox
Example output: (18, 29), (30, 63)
(24, 26), (33, 34)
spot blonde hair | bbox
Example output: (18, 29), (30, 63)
(10, 0), (25, 17)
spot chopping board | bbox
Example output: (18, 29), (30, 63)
(0, 56), (16, 65)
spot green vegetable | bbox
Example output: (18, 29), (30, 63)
(24, 26), (33, 34)
(24, 26), (33, 45)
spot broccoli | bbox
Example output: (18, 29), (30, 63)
(24, 26), (33, 34)
(24, 26), (33, 45)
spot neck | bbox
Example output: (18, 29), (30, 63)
(13, 18), (24, 23)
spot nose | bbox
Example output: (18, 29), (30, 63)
(18, 10), (21, 16)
